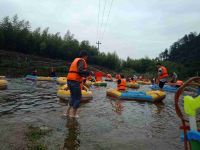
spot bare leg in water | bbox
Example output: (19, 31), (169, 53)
(64, 105), (72, 116)
(71, 108), (79, 118)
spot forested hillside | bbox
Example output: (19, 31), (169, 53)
(0, 15), (199, 79)
(159, 32), (200, 77)
(0, 15), (121, 71)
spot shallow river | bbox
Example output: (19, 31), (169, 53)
(0, 78), (183, 150)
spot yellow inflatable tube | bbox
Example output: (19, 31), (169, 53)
(57, 84), (93, 102)
(0, 79), (8, 90)
(85, 80), (92, 87)
(137, 81), (151, 85)
(126, 82), (140, 89)
(107, 88), (165, 102)
(37, 76), (53, 81)
(146, 90), (166, 101)
(56, 77), (67, 85)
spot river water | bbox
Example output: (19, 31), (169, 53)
(0, 78), (183, 150)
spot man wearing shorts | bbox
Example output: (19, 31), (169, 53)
(156, 63), (168, 90)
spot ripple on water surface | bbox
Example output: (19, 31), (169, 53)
(0, 78), (183, 149)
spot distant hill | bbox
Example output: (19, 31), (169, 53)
(159, 32), (200, 77)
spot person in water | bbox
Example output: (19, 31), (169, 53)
(156, 63), (168, 90)
(151, 77), (156, 84)
(32, 69), (37, 76)
(65, 50), (91, 118)
(117, 75), (127, 91)
(169, 72), (177, 83)
(167, 72), (184, 87)
(130, 77), (136, 83)
(50, 67), (56, 77)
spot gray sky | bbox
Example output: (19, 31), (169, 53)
(0, 0), (200, 59)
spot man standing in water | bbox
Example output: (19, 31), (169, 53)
(65, 50), (91, 118)
(156, 63), (168, 90)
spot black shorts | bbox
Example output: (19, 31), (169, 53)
(159, 81), (166, 89)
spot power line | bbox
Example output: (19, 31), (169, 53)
(101, 0), (114, 41)
(99, 0), (107, 41)
(96, 0), (101, 42)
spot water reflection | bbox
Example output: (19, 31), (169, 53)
(109, 99), (124, 115)
(63, 118), (80, 150)
(153, 102), (165, 114)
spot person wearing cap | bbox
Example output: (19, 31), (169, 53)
(65, 50), (91, 118)
(156, 63), (168, 90)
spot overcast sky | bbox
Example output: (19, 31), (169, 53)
(0, 0), (200, 59)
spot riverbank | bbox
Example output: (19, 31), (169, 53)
(0, 50), (116, 77)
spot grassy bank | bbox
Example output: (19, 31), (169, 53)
(0, 50), (117, 78)
(0, 50), (67, 77)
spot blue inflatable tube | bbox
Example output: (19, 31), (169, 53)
(25, 75), (37, 81)
(181, 130), (200, 142)
(25, 75), (57, 81)
(121, 91), (153, 102)
(150, 84), (178, 93)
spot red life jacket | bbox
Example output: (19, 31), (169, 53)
(95, 71), (103, 81)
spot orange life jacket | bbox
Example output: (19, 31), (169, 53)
(67, 58), (88, 82)
(117, 79), (126, 91)
(159, 66), (168, 79)
(176, 80), (183, 86)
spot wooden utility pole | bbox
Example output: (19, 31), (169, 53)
(96, 41), (101, 50)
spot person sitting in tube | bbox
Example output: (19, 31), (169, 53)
(130, 77), (136, 83)
(32, 69), (37, 76)
(169, 72), (177, 83)
(117, 75), (127, 91)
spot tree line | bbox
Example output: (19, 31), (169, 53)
(0, 15), (198, 79)
(158, 32), (200, 78)
(0, 15), (122, 71)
